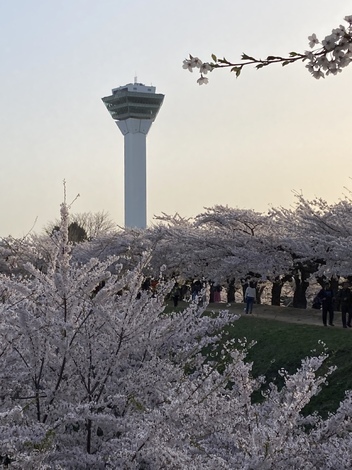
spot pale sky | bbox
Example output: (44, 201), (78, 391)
(0, 0), (351, 237)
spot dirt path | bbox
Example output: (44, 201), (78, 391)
(209, 302), (344, 328)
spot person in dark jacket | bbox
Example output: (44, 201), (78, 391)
(172, 283), (180, 307)
(337, 282), (352, 328)
(317, 282), (335, 326)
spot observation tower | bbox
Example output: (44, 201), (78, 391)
(102, 81), (164, 229)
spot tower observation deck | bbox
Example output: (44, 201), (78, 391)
(102, 82), (164, 229)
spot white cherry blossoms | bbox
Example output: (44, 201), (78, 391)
(182, 55), (213, 85)
(183, 15), (352, 84)
(306, 15), (352, 79)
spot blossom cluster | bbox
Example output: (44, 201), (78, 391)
(306, 16), (352, 79)
(182, 55), (213, 85)
(183, 15), (352, 84)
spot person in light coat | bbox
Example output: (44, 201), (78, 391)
(245, 281), (256, 314)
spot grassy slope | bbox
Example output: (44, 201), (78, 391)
(223, 315), (352, 417)
(166, 301), (352, 416)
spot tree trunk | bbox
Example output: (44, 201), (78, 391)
(256, 284), (265, 305)
(293, 274), (309, 309)
(271, 281), (282, 306)
(242, 282), (248, 303)
(86, 418), (92, 454)
(271, 275), (292, 306)
(227, 278), (235, 303)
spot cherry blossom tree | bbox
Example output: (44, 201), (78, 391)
(271, 191), (352, 278)
(0, 232), (54, 276)
(49, 194), (352, 310)
(0, 201), (234, 467)
(152, 207), (297, 305)
(153, 198), (352, 307)
(183, 15), (352, 85)
(2, 202), (352, 467)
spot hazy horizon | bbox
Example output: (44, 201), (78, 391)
(0, 0), (351, 237)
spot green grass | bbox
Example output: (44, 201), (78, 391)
(165, 301), (352, 416)
(221, 315), (352, 417)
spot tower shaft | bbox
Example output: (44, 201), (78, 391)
(117, 118), (152, 228)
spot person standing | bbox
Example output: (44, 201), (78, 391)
(245, 282), (256, 314)
(317, 282), (335, 326)
(214, 285), (222, 303)
(191, 280), (202, 301)
(172, 283), (180, 307)
(337, 282), (352, 328)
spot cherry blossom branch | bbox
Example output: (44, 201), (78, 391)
(183, 15), (352, 84)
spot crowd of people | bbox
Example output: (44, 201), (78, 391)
(144, 276), (352, 328)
